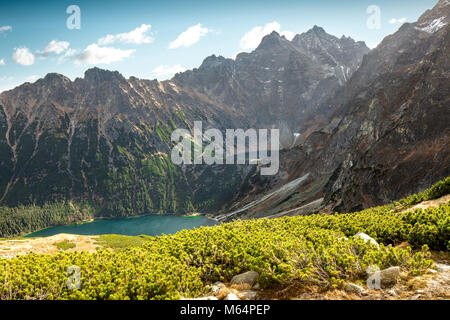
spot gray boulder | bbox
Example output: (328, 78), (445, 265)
(380, 266), (401, 288)
(231, 271), (259, 286)
(344, 283), (365, 295)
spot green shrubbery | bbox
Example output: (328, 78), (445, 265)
(55, 240), (76, 251)
(0, 203), (447, 300)
(395, 177), (450, 208)
(0, 178), (448, 300)
(299, 203), (449, 251)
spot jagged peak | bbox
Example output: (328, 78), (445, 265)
(261, 31), (282, 41)
(293, 26), (369, 51)
(339, 35), (369, 49)
(311, 25), (326, 34)
(292, 25), (332, 43)
(42, 73), (71, 84)
(197, 54), (233, 70)
(201, 54), (229, 64)
(257, 31), (290, 50)
(83, 67), (126, 83)
(340, 35), (356, 42)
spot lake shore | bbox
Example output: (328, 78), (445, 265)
(24, 212), (218, 238)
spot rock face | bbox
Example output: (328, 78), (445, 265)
(0, 68), (248, 216)
(221, 0), (450, 219)
(237, 290), (258, 300)
(174, 28), (369, 132)
(320, 0), (450, 212)
(278, 121), (295, 150)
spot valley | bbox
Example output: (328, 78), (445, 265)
(0, 0), (449, 302)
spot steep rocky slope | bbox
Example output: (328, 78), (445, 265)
(223, 0), (450, 219)
(0, 68), (249, 215)
(322, 0), (450, 212)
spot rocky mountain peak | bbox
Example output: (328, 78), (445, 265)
(293, 25), (368, 51)
(41, 73), (71, 86)
(311, 25), (326, 34)
(198, 55), (232, 70)
(83, 67), (126, 84)
(293, 25), (332, 42)
(173, 26), (369, 131)
(257, 31), (290, 50)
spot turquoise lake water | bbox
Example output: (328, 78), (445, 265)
(25, 214), (218, 238)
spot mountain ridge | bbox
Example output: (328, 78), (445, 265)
(0, 25), (368, 215)
(0, 2), (448, 224)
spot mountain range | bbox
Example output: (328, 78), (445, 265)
(0, 0), (448, 221)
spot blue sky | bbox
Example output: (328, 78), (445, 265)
(0, 0), (439, 92)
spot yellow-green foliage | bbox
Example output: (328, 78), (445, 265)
(0, 178), (448, 300)
(300, 203), (449, 251)
(1, 203), (447, 300)
(55, 240), (76, 251)
(96, 234), (153, 249)
(395, 177), (450, 208)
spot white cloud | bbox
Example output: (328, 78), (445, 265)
(38, 40), (70, 57)
(0, 25), (12, 33)
(98, 24), (154, 45)
(58, 48), (77, 64)
(389, 18), (407, 24)
(12, 47), (35, 66)
(151, 64), (187, 79)
(0, 58), (5, 66)
(281, 30), (296, 41)
(169, 24), (210, 49)
(239, 21), (295, 51)
(75, 43), (135, 65)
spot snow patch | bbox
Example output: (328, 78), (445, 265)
(415, 17), (447, 34)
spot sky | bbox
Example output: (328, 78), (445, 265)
(0, 0), (439, 93)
